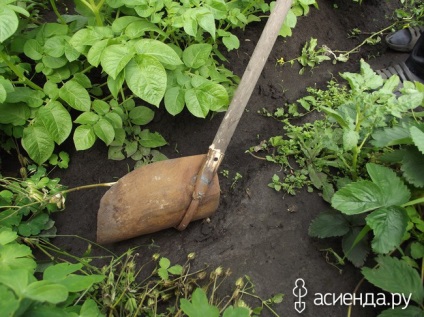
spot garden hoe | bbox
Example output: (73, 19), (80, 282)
(97, 0), (293, 244)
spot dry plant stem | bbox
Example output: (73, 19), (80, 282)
(346, 277), (365, 317)
(61, 182), (116, 195)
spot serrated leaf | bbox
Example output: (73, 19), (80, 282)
(331, 181), (383, 215)
(410, 242), (424, 260)
(164, 86), (185, 116)
(366, 163), (411, 206)
(94, 118), (115, 145)
(157, 267), (169, 280)
(343, 129), (358, 151)
(37, 101), (72, 145)
(125, 55), (167, 107)
(401, 147), (424, 188)
(308, 210), (350, 238)
(366, 206), (408, 254)
(168, 265), (183, 275)
(100, 44), (134, 79)
(159, 257), (170, 269)
(129, 106), (154, 125)
(410, 126), (424, 155)
(362, 255), (424, 304)
(22, 125), (55, 165)
(59, 80), (91, 112)
(371, 123), (414, 147)
(73, 125), (96, 150)
(183, 44), (212, 69)
(134, 39), (183, 66)
(342, 227), (370, 267)
(0, 6), (18, 43)
(44, 263), (82, 282)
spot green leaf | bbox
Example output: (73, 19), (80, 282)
(129, 106), (155, 125)
(107, 71), (125, 99)
(44, 263), (82, 281)
(321, 106), (349, 129)
(342, 227), (370, 267)
(87, 39), (109, 67)
(195, 82), (229, 112)
(0, 242), (36, 271)
(378, 306), (424, 317)
(92, 100), (109, 115)
(139, 130), (167, 148)
(196, 8), (216, 39)
(0, 103), (30, 125)
(410, 126), (424, 155)
(164, 86), (185, 116)
(222, 32), (240, 51)
(125, 55), (167, 107)
(44, 36), (66, 58)
(0, 268), (28, 296)
(168, 265), (183, 275)
(0, 6), (18, 43)
(94, 118), (115, 145)
(134, 39), (183, 66)
(125, 19), (165, 38)
(18, 213), (50, 236)
(73, 125), (96, 151)
(371, 122), (414, 147)
(308, 210), (350, 238)
(23, 280), (68, 304)
(410, 242), (424, 260)
(401, 147), (424, 188)
(159, 257), (170, 269)
(104, 112), (122, 128)
(100, 44), (135, 79)
(37, 101), (72, 145)
(180, 288), (220, 317)
(366, 163), (411, 206)
(59, 80), (91, 112)
(80, 299), (103, 317)
(222, 306), (250, 317)
(331, 181), (383, 215)
(158, 267), (169, 280)
(185, 88), (208, 118)
(0, 285), (19, 317)
(343, 129), (358, 151)
(23, 39), (43, 60)
(362, 255), (424, 304)
(74, 112), (100, 125)
(183, 44), (212, 69)
(6, 87), (45, 108)
(22, 125), (55, 165)
(366, 206), (408, 254)
(0, 228), (17, 245)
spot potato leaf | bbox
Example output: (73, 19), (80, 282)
(125, 55), (167, 107)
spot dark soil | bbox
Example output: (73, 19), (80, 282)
(10, 1), (410, 316)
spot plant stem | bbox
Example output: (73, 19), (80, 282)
(49, 0), (66, 24)
(402, 196), (424, 208)
(60, 182), (116, 195)
(0, 51), (43, 91)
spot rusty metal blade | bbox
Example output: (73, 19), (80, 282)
(97, 154), (220, 244)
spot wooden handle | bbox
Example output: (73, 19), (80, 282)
(212, 0), (293, 153)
